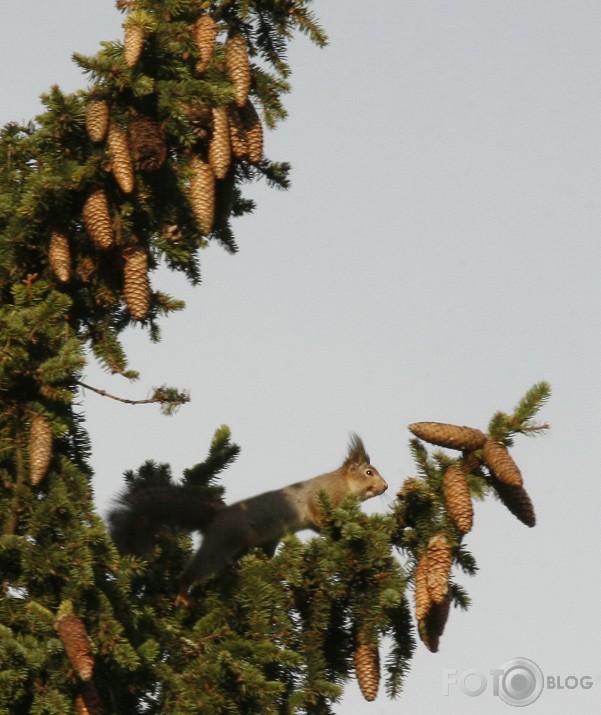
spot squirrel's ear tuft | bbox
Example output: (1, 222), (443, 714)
(344, 433), (370, 468)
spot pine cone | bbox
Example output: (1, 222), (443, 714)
(128, 115), (167, 171)
(188, 155), (215, 235)
(124, 22), (144, 68)
(228, 105), (248, 160)
(408, 422), (486, 451)
(85, 100), (110, 143)
(29, 413), (52, 485)
(123, 246), (150, 320)
(83, 190), (114, 249)
(193, 14), (218, 74)
(75, 682), (103, 715)
(239, 100), (263, 164)
(418, 593), (451, 653)
(49, 231), (71, 283)
(107, 122), (135, 194)
(482, 439), (523, 487)
(414, 552), (431, 622)
(225, 33), (251, 108)
(443, 464), (473, 533)
(209, 106), (231, 180)
(55, 614), (95, 681)
(490, 476), (536, 527)
(354, 635), (380, 702)
(186, 103), (213, 140)
(426, 534), (452, 604)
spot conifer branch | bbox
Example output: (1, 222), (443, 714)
(77, 381), (189, 414)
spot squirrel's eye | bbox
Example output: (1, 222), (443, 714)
(365, 468), (373, 476)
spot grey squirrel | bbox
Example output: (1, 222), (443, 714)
(108, 434), (387, 602)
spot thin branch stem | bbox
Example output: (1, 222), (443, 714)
(77, 381), (189, 408)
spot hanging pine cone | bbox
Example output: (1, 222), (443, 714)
(123, 21), (144, 68)
(188, 155), (215, 235)
(123, 245), (150, 320)
(354, 631), (380, 702)
(128, 115), (167, 171)
(418, 593), (452, 653)
(443, 464), (473, 533)
(193, 14), (218, 73)
(49, 230), (71, 283)
(75, 682), (104, 715)
(239, 100), (263, 164)
(490, 476), (536, 527)
(228, 105), (249, 160)
(414, 552), (431, 622)
(85, 99), (109, 143)
(186, 103), (213, 140)
(225, 32), (251, 108)
(55, 614), (95, 681)
(83, 190), (114, 249)
(209, 106), (231, 180)
(107, 121), (135, 194)
(408, 422), (486, 451)
(426, 534), (453, 604)
(482, 439), (523, 487)
(29, 413), (52, 485)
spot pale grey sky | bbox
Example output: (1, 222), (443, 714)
(2, 1), (600, 712)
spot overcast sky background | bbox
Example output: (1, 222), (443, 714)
(2, 1), (600, 712)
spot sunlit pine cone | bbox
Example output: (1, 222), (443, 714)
(239, 100), (263, 164)
(123, 21), (144, 68)
(482, 439), (523, 487)
(75, 681), (104, 715)
(128, 115), (167, 171)
(55, 614), (95, 681)
(83, 190), (114, 249)
(29, 413), (52, 485)
(49, 230), (71, 283)
(408, 422), (486, 451)
(193, 14), (218, 73)
(188, 155), (215, 235)
(489, 475), (536, 527)
(123, 245), (150, 320)
(414, 552), (431, 622)
(225, 32), (251, 108)
(107, 121), (135, 194)
(208, 106), (231, 180)
(426, 534), (452, 604)
(443, 464), (473, 533)
(85, 99), (109, 143)
(227, 105), (249, 160)
(354, 631), (380, 702)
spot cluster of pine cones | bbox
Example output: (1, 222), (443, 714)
(47, 11), (263, 323)
(405, 421), (536, 653)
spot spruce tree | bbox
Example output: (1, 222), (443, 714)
(0, 2), (550, 713)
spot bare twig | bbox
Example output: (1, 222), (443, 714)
(77, 381), (190, 410)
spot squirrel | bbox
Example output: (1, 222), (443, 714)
(108, 434), (387, 602)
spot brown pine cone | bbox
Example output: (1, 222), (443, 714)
(354, 636), (380, 702)
(107, 122), (135, 194)
(225, 32), (251, 108)
(124, 22), (144, 68)
(75, 682), (103, 715)
(482, 439), (523, 487)
(239, 100), (263, 164)
(85, 100), (109, 143)
(83, 190), (114, 249)
(29, 413), (52, 485)
(418, 593), (452, 653)
(188, 155), (215, 235)
(49, 231), (71, 283)
(123, 246), (150, 320)
(414, 552), (431, 622)
(408, 422), (486, 451)
(490, 475), (536, 527)
(55, 614), (95, 681)
(426, 534), (453, 604)
(443, 464), (473, 533)
(128, 115), (167, 171)
(209, 106), (231, 180)
(193, 14), (218, 74)
(228, 105), (249, 160)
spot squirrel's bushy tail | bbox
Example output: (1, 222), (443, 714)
(108, 484), (225, 557)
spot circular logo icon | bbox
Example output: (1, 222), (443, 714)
(498, 657), (544, 707)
